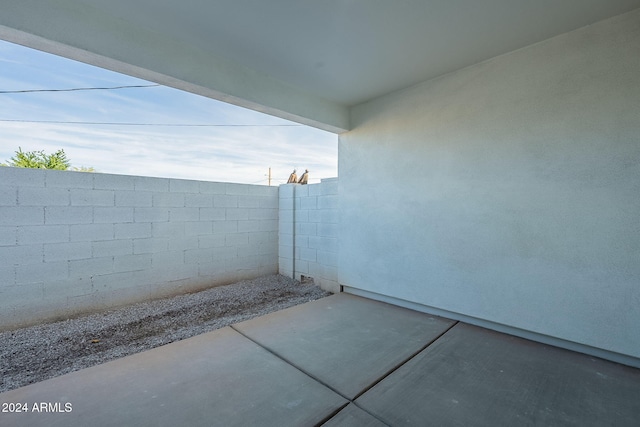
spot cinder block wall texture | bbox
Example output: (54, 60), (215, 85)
(278, 179), (339, 293)
(0, 167), (279, 330)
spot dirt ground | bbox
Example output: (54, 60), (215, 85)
(0, 274), (330, 393)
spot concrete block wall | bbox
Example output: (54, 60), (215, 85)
(0, 167), (278, 330)
(278, 178), (339, 293)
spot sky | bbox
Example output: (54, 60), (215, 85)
(0, 40), (338, 185)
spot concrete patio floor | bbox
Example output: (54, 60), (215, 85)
(1, 293), (639, 426)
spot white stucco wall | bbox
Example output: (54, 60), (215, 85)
(339, 9), (640, 363)
(0, 167), (278, 330)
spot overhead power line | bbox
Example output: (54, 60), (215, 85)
(0, 119), (302, 127)
(0, 83), (304, 127)
(0, 84), (160, 94)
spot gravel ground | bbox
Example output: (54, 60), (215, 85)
(0, 274), (330, 393)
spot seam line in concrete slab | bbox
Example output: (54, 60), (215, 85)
(350, 320), (460, 401)
(231, 324), (389, 426)
(230, 324), (350, 398)
(231, 319), (458, 427)
(333, 321), (460, 426)
(321, 400), (391, 426)
(316, 402), (350, 426)
(334, 403), (393, 427)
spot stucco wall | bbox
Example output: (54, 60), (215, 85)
(278, 179), (339, 293)
(0, 167), (278, 330)
(339, 9), (640, 363)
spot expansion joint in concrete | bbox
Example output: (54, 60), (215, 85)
(229, 320), (459, 426)
(229, 324), (346, 396)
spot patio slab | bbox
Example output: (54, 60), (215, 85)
(356, 323), (640, 426)
(233, 293), (456, 399)
(2, 293), (639, 426)
(0, 327), (346, 427)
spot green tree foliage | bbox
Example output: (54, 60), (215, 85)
(1, 147), (93, 171)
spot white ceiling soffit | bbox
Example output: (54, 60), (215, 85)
(1, 0), (639, 133)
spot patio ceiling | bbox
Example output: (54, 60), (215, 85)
(1, 0), (639, 132)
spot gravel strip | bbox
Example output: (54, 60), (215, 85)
(0, 274), (330, 393)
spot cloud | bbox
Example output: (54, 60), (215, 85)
(0, 120), (337, 184)
(0, 40), (338, 185)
